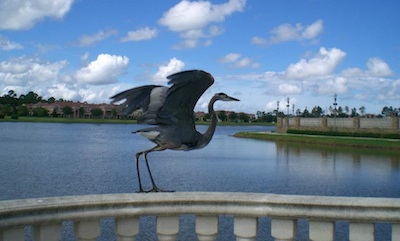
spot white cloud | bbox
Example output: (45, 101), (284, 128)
(0, 0), (73, 30)
(219, 53), (241, 63)
(120, 27), (158, 42)
(152, 58), (185, 82)
(341, 58), (393, 79)
(48, 84), (79, 101)
(75, 54), (129, 85)
(317, 76), (348, 94)
(78, 29), (118, 46)
(366, 57), (393, 77)
(0, 35), (23, 50)
(251, 36), (267, 45)
(0, 57), (67, 86)
(219, 53), (260, 68)
(252, 19), (323, 46)
(159, 0), (246, 48)
(286, 47), (346, 79)
(278, 83), (302, 95)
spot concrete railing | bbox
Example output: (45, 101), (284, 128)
(1, 192), (400, 241)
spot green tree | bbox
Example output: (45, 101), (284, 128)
(238, 112), (250, 122)
(79, 107), (85, 118)
(91, 108), (103, 118)
(17, 105), (29, 116)
(217, 111), (227, 121)
(359, 106), (366, 116)
(62, 106), (73, 117)
(351, 108), (358, 117)
(228, 112), (238, 121)
(47, 97), (56, 103)
(301, 108), (311, 117)
(33, 107), (48, 117)
(311, 106), (324, 117)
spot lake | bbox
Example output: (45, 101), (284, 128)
(0, 122), (399, 240)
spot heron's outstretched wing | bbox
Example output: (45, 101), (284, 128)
(157, 70), (214, 126)
(110, 85), (162, 116)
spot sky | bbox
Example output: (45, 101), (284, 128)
(0, 0), (399, 115)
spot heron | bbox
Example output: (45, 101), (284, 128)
(111, 70), (239, 192)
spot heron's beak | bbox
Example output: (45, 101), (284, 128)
(227, 96), (240, 101)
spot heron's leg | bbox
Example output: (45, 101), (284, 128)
(143, 147), (175, 193)
(135, 152), (146, 193)
(143, 151), (160, 191)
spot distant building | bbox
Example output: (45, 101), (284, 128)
(24, 101), (123, 119)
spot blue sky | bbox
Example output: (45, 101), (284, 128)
(0, 0), (399, 115)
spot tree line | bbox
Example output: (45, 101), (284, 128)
(256, 104), (399, 121)
(1, 90), (398, 121)
(0, 90), (106, 119)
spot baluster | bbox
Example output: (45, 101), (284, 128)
(196, 216), (218, 241)
(271, 218), (297, 241)
(309, 221), (334, 241)
(74, 220), (100, 241)
(349, 223), (373, 241)
(1, 227), (25, 241)
(116, 218), (140, 241)
(234, 217), (258, 241)
(32, 223), (62, 241)
(157, 216), (179, 241)
(393, 224), (400, 241)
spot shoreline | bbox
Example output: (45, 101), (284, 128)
(234, 131), (400, 151)
(0, 116), (274, 126)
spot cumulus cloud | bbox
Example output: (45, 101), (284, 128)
(317, 76), (348, 94)
(219, 53), (260, 68)
(0, 57), (67, 86)
(0, 0), (73, 30)
(120, 27), (158, 42)
(152, 58), (185, 82)
(252, 19), (323, 46)
(286, 47), (346, 79)
(159, 0), (246, 48)
(278, 83), (302, 95)
(341, 57), (393, 78)
(0, 35), (23, 50)
(48, 83), (79, 101)
(366, 57), (393, 77)
(75, 54), (129, 85)
(78, 29), (118, 46)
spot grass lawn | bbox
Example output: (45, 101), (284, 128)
(234, 131), (400, 151)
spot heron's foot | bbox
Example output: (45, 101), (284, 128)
(146, 186), (175, 193)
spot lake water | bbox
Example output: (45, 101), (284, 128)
(0, 122), (399, 240)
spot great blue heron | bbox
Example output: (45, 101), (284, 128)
(111, 70), (239, 192)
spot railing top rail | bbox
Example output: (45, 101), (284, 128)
(1, 192), (400, 227)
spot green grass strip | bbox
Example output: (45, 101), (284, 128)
(234, 132), (400, 151)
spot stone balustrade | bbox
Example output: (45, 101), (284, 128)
(1, 192), (400, 241)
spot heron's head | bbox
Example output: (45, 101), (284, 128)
(214, 92), (240, 102)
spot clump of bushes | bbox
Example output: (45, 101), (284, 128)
(11, 114), (19, 120)
(287, 129), (400, 139)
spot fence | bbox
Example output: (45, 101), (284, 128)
(277, 116), (400, 134)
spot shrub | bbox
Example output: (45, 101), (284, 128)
(11, 114), (19, 119)
(287, 129), (400, 139)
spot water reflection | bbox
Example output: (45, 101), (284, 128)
(273, 141), (400, 197)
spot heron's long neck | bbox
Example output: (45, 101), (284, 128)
(201, 97), (218, 145)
